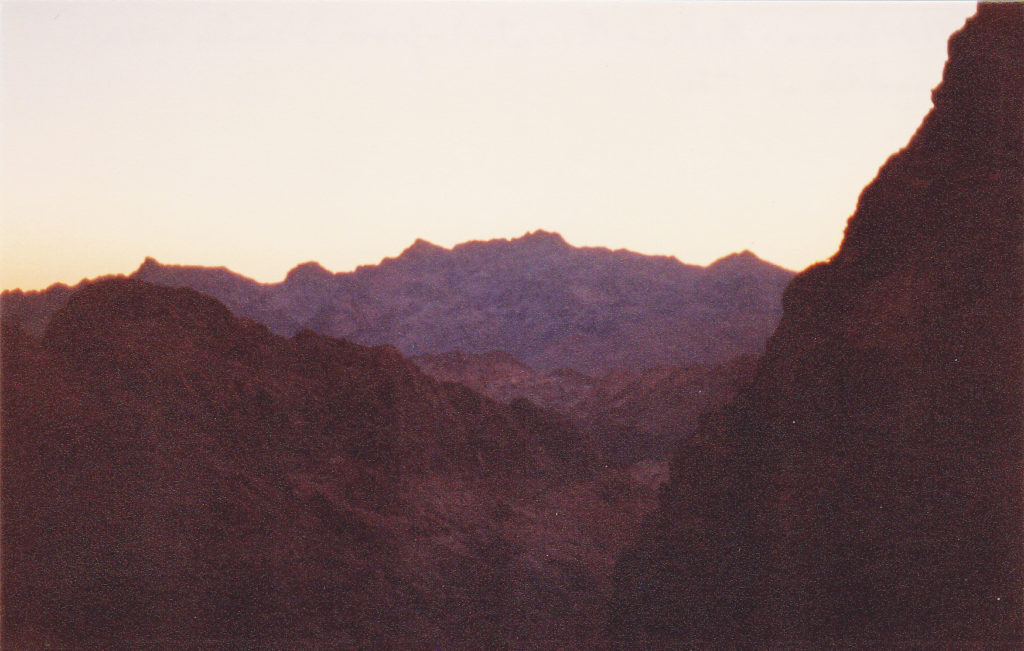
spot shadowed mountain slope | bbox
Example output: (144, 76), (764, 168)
(2, 278), (658, 647)
(125, 233), (793, 375)
(611, 4), (1023, 645)
(414, 350), (759, 464)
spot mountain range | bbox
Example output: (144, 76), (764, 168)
(126, 232), (793, 375)
(2, 3), (1019, 647)
(3, 236), (793, 377)
(1, 259), (766, 646)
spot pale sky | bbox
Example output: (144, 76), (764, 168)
(2, 1), (976, 290)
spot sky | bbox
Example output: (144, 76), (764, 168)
(2, 1), (976, 291)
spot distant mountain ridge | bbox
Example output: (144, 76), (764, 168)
(121, 231), (794, 375)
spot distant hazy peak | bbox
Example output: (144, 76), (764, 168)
(399, 238), (447, 259)
(707, 249), (771, 269)
(132, 257), (251, 278)
(284, 260), (333, 284)
(136, 256), (163, 273)
(392, 230), (574, 265)
(514, 229), (569, 248)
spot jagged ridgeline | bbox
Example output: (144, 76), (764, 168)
(611, 4), (1023, 645)
(2, 3), (1019, 648)
(127, 233), (794, 375)
(3, 234), (793, 376)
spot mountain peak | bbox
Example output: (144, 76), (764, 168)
(715, 249), (759, 262)
(135, 256), (163, 274)
(284, 261), (333, 284)
(399, 238), (446, 260)
(514, 229), (569, 248)
(706, 249), (769, 271)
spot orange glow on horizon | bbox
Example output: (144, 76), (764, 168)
(1, 1), (976, 291)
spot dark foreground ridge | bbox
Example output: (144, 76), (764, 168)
(3, 278), (659, 647)
(611, 4), (1023, 645)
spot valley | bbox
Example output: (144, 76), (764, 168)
(2, 3), (1021, 647)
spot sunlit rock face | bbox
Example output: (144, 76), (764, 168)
(611, 4), (1023, 645)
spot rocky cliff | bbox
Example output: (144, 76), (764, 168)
(611, 4), (1023, 645)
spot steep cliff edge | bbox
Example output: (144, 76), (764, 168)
(611, 4), (1023, 645)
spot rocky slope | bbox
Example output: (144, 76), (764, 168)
(413, 350), (598, 413)
(611, 4), (1023, 645)
(1, 278), (656, 647)
(414, 350), (759, 463)
(578, 355), (760, 463)
(126, 234), (793, 375)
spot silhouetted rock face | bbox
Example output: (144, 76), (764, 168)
(125, 233), (794, 375)
(7, 278), (659, 647)
(0, 283), (79, 336)
(612, 5), (1023, 645)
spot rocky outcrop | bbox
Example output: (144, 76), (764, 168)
(611, 4), (1023, 645)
